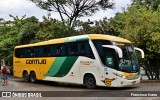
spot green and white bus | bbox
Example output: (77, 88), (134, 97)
(13, 34), (144, 88)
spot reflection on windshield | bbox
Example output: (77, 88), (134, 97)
(118, 45), (139, 72)
(93, 40), (139, 73)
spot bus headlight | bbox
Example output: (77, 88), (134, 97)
(113, 72), (126, 79)
(119, 74), (126, 79)
(122, 75), (126, 79)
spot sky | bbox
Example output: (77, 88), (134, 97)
(0, 0), (132, 21)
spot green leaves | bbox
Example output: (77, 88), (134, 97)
(19, 17), (39, 44)
(132, 0), (160, 10)
(0, 26), (18, 60)
(107, 4), (160, 79)
(30, 0), (114, 27)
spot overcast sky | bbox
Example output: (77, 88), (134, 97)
(0, 0), (132, 21)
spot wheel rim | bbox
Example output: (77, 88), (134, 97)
(30, 73), (36, 82)
(84, 75), (96, 88)
(24, 72), (29, 81)
(88, 78), (95, 86)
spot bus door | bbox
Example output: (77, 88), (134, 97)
(101, 47), (118, 87)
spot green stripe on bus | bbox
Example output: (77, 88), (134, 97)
(45, 57), (78, 77)
(45, 57), (66, 76)
(53, 56), (78, 77)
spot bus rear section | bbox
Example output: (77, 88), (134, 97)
(13, 38), (101, 88)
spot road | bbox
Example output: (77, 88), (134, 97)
(0, 76), (160, 100)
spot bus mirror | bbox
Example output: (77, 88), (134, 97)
(102, 45), (123, 58)
(134, 47), (144, 58)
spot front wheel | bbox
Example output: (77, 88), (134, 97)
(84, 74), (96, 89)
(30, 71), (37, 83)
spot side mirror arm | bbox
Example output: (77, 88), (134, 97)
(134, 47), (144, 58)
(102, 45), (123, 58)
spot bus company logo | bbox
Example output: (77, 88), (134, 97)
(123, 73), (135, 79)
(15, 61), (20, 63)
(26, 59), (46, 64)
(80, 61), (94, 66)
(102, 78), (115, 86)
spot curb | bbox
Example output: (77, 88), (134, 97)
(140, 80), (160, 83)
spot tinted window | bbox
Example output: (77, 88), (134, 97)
(15, 40), (95, 59)
(93, 40), (118, 69)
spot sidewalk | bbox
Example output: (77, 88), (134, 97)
(141, 80), (160, 83)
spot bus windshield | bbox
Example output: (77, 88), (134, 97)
(117, 44), (139, 72)
(93, 40), (139, 73)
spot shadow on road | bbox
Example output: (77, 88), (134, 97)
(12, 76), (139, 91)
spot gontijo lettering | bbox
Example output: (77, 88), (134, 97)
(26, 59), (46, 64)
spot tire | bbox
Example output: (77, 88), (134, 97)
(30, 71), (36, 83)
(23, 71), (29, 82)
(84, 74), (96, 89)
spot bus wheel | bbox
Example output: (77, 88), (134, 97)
(23, 71), (29, 82)
(84, 74), (96, 89)
(30, 71), (37, 83)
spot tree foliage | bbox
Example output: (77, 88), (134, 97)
(0, 21), (19, 61)
(29, 0), (114, 27)
(19, 16), (39, 44)
(108, 5), (160, 79)
(132, 0), (160, 10)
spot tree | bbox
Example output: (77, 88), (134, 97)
(93, 17), (124, 36)
(19, 16), (39, 44)
(110, 5), (160, 79)
(29, 0), (114, 27)
(132, 0), (160, 10)
(0, 19), (19, 63)
(9, 14), (26, 28)
(35, 17), (78, 42)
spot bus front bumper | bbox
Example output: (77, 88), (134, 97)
(117, 77), (141, 87)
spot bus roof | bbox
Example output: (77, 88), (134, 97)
(89, 34), (131, 43)
(15, 34), (131, 48)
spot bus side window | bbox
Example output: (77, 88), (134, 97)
(39, 47), (44, 57)
(77, 41), (95, 59)
(19, 49), (23, 58)
(70, 43), (77, 56)
(85, 42), (95, 59)
(44, 46), (51, 57)
(26, 48), (31, 57)
(61, 44), (67, 56)
(78, 43), (85, 55)
(50, 45), (56, 56)
(67, 43), (78, 56)
(56, 45), (61, 56)
(23, 48), (27, 58)
(30, 48), (35, 57)
(15, 48), (21, 58)
(34, 47), (39, 57)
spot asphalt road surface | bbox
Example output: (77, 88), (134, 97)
(0, 76), (160, 100)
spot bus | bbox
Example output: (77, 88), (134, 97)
(13, 34), (144, 88)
